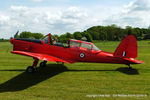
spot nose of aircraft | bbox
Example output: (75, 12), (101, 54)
(10, 38), (14, 44)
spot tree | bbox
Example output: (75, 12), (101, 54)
(53, 34), (59, 39)
(84, 32), (93, 42)
(66, 32), (73, 39)
(86, 26), (100, 40)
(73, 32), (82, 40)
(92, 32), (99, 40)
(99, 31), (107, 41)
(19, 31), (32, 38)
(17, 24), (150, 41)
(144, 26), (150, 39)
(19, 31), (44, 39)
(125, 26), (132, 35)
(32, 33), (44, 39)
(59, 34), (68, 43)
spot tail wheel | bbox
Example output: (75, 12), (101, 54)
(40, 62), (46, 67)
(26, 66), (36, 73)
(127, 64), (132, 70)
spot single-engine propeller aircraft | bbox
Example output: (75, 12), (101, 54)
(10, 32), (144, 73)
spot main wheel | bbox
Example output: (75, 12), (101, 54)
(129, 66), (132, 70)
(26, 66), (36, 73)
(40, 62), (46, 67)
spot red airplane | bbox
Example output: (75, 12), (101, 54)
(10, 32), (144, 73)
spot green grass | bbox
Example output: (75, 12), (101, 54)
(0, 41), (150, 100)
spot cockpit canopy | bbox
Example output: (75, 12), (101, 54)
(42, 34), (100, 51)
(69, 39), (100, 51)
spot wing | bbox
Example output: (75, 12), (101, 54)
(12, 51), (75, 64)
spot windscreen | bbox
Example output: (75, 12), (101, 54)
(93, 44), (100, 51)
(42, 36), (49, 44)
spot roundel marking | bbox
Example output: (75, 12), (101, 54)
(79, 53), (85, 58)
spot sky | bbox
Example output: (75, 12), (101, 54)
(0, 0), (150, 39)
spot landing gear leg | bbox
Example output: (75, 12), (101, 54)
(26, 58), (39, 73)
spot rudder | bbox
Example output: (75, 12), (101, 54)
(114, 35), (137, 58)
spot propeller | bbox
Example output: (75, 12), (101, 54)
(14, 31), (19, 39)
(7, 31), (19, 52)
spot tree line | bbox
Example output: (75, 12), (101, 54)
(57, 24), (150, 42)
(18, 31), (44, 39)
(6, 24), (150, 42)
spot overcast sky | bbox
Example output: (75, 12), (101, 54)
(0, 0), (150, 39)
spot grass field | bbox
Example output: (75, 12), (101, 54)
(0, 41), (150, 100)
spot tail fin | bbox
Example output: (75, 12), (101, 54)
(114, 35), (137, 58)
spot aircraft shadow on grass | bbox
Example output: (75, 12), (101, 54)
(0, 64), (139, 93)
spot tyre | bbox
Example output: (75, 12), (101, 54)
(26, 66), (35, 73)
(40, 62), (46, 67)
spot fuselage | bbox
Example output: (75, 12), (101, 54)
(10, 38), (129, 64)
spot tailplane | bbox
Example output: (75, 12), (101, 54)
(114, 35), (137, 58)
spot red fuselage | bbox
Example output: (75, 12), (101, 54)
(10, 38), (129, 65)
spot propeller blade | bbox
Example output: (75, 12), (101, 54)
(14, 31), (19, 39)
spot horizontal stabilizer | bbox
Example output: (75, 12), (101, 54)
(123, 58), (144, 64)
